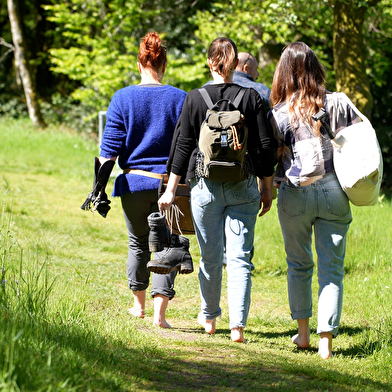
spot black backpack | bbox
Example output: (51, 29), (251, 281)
(196, 88), (248, 182)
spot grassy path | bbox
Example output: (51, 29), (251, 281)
(0, 119), (391, 391)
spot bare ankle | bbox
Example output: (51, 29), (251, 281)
(292, 320), (310, 348)
(231, 327), (245, 343)
(198, 312), (216, 334)
(292, 333), (310, 348)
(318, 332), (333, 359)
(129, 307), (145, 318)
(153, 319), (172, 329)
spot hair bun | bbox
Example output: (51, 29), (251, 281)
(138, 31), (166, 69)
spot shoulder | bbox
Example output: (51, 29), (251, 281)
(236, 85), (264, 111)
(185, 88), (206, 104)
(165, 85), (187, 97)
(271, 102), (288, 114)
(111, 86), (140, 105)
(249, 83), (271, 104)
(326, 91), (353, 112)
(270, 103), (289, 121)
(233, 72), (270, 92)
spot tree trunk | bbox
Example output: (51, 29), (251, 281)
(333, 0), (372, 117)
(7, 0), (46, 128)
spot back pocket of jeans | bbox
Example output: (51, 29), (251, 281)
(322, 186), (351, 217)
(279, 184), (307, 217)
(191, 178), (213, 207)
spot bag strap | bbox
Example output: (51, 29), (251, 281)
(333, 92), (369, 125)
(330, 92), (338, 135)
(198, 88), (214, 109)
(198, 87), (246, 110)
(232, 88), (246, 108)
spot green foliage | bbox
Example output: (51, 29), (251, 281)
(39, 93), (98, 136)
(190, 0), (335, 89)
(43, 0), (214, 116)
(3, 0), (392, 191)
(0, 97), (28, 119)
(44, 0), (143, 110)
(364, 0), (392, 120)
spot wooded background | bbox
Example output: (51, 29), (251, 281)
(1, 0), (392, 192)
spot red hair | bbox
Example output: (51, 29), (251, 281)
(138, 31), (166, 69)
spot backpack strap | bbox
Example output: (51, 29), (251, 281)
(232, 88), (246, 109)
(198, 88), (214, 109)
(198, 87), (246, 110)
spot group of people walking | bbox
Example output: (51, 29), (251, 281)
(93, 32), (360, 359)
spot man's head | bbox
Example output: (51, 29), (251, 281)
(236, 52), (259, 82)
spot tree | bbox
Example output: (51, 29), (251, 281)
(190, 0), (385, 115)
(187, 0), (335, 90)
(7, 0), (45, 127)
(333, 0), (380, 118)
(44, 0), (213, 114)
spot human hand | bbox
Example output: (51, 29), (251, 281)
(258, 189), (272, 217)
(158, 190), (175, 212)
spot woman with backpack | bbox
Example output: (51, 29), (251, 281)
(158, 37), (276, 342)
(269, 42), (360, 358)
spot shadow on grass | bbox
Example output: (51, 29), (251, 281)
(15, 319), (386, 392)
(237, 325), (388, 360)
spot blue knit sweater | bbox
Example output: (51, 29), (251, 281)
(100, 84), (186, 196)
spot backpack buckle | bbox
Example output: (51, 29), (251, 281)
(221, 130), (228, 148)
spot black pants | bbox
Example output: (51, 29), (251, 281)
(121, 190), (177, 299)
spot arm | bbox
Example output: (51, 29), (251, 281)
(158, 173), (182, 212)
(258, 175), (274, 217)
(247, 91), (277, 180)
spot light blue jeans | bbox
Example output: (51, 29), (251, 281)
(190, 177), (260, 329)
(277, 172), (352, 336)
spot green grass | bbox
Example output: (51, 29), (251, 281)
(0, 118), (391, 391)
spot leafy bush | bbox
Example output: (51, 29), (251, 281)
(40, 93), (98, 136)
(0, 97), (28, 118)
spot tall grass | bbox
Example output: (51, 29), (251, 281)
(0, 199), (56, 390)
(0, 118), (391, 391)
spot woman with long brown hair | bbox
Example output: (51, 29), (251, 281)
(269, 42), (360, 358)
(158, 37), (276, 342)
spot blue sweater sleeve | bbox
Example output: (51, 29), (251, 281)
(100, 85), (186, 195)
(100, 91), (127, 158)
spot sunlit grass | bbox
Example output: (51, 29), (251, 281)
(0, 118), (391, 391)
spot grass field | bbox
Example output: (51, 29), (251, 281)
(0, 118), (391, 391)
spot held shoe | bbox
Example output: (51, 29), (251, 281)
(148, 212), (171, 252)
(147, 234), (193, 274)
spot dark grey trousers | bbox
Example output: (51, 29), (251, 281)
(121, 190), (177, 299)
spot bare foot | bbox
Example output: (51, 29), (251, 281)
(292, 319), (310, 349)
(128, 307), (145, 319)
(153, 320), (172, 329)
(292, 331), (310, 349)
(318, 332), (333, 359)
(198, 312), (216, 334)
(231, 327), (245, 343)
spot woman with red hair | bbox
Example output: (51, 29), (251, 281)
(97, 32), (188, 328)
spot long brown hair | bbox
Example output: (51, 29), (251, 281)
(138, 31), (166, 70)
(207, 37), (238, 78)
(270, 42), (326, 134)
